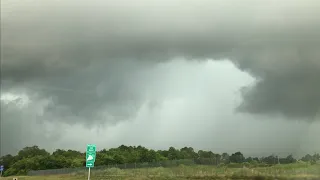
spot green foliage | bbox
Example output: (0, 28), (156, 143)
(0, 144), (318, 177)
(230, 152), (245, 163)
(227, 163), (244, 168)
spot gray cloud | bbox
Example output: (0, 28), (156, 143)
(2, 0), (320, 121)
(2, 60), (319, 157)
(235, 46), (320, 120)
(1, 0), (320, 155)
(0, 93), (60, 155)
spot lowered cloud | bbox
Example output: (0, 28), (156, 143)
(1, 0), (320, 155)
(2, 0), (320, 120)
(2, 60), (319, 157)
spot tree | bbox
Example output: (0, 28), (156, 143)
(312, 153), (320, 161)
(261, 155), (277, 165)
(16, 146), (49, 160)
(180, 147), (197, 159)
(221, 153), (230, 164)
(301, 154), (313, 162)
(245, 157), (253, 162)
(114, 154), (126, 164)
(138, 147), (151, 162)
(198, 150), (214, 159)
(0, 145), (318, 177)
(230, 152), (245, 163)
(0, 154), (15, 170)
(285, 155), (296, 164)
(168, 147), (179, 160)
(213, 154), (221, 165)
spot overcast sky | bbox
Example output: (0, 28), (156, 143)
(1, 0), (320, 157)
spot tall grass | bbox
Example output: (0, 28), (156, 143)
(3, 163), (320, 180)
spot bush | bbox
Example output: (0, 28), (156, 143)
(227, 163), (243, 168)
(257, 163), (271, 167)
(102, 167), (123, 175)
(176, 159), (194, 166)
(217, 163), (226, 168)
(242, 162), (251, 168)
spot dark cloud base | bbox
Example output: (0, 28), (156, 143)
(1, 0), (320, 122)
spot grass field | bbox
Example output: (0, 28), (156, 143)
(2, 163), (320, 180)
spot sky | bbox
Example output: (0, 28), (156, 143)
(1, 0), (320, 157)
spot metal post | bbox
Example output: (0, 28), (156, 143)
(87, 167), (91, 180)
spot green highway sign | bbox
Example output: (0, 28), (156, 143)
(86, 144), (96, 168)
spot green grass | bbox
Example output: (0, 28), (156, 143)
(3, 163), (320, 180)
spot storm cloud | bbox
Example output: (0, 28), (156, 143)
(1, 0), (320, 155)
(2, 0), (320, 121)
(2, 60), (319, 157)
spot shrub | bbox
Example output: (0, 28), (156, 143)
(227, 163), (243, 168)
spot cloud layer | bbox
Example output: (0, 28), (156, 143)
(2, 60), (319, 157)
(2, 0), (320, 120)
(1, 0), (320, 155)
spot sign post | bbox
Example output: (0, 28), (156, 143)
(86, 144), (96, 180)
(0, 165), (4, 177)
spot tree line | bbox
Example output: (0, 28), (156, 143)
(0, 145), (319, 176)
